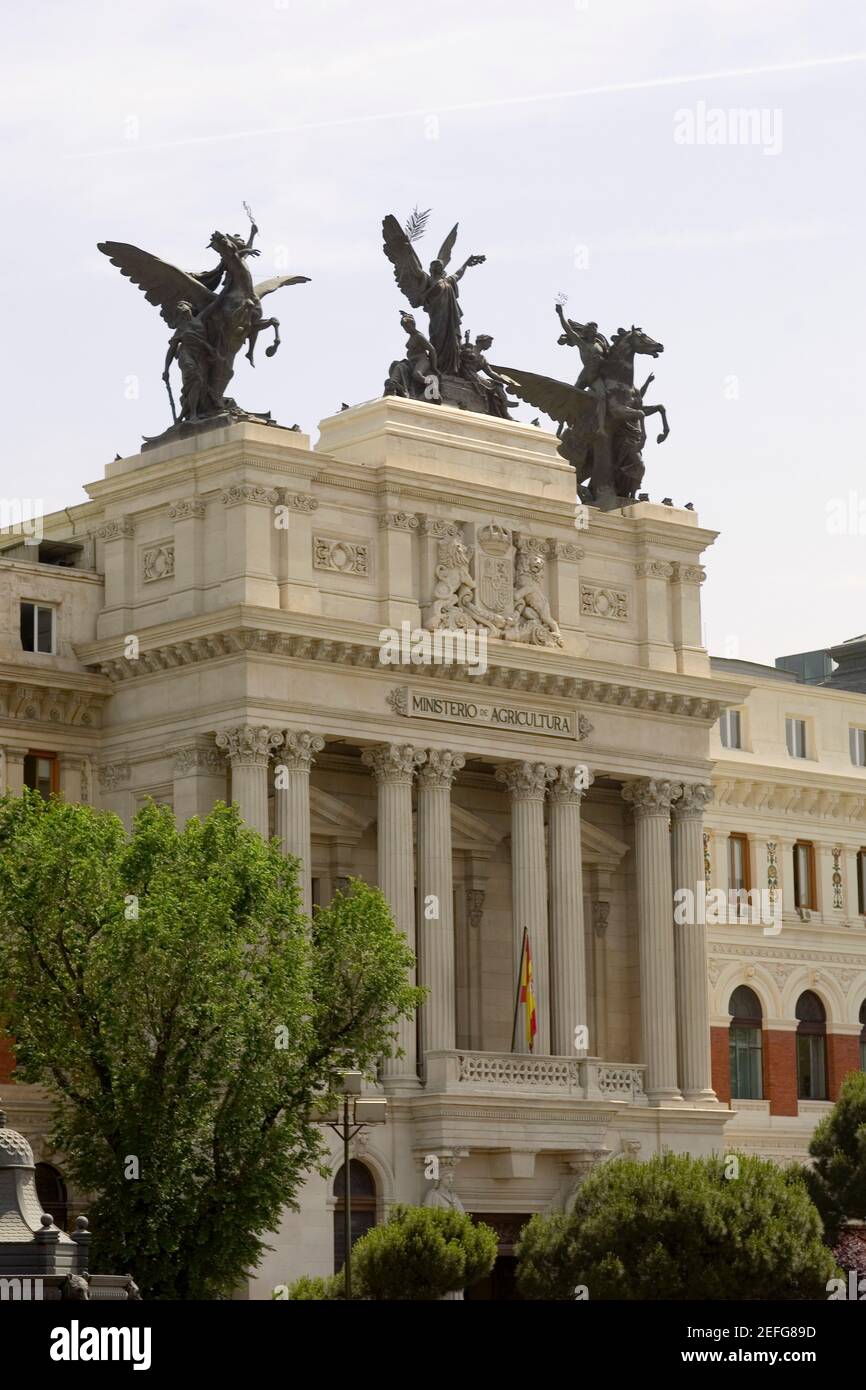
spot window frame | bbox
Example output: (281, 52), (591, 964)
(20, 600), (56, 655)
(793, 840), (816, 911)
(720, 708), (743, 750)
(727, 832), (751, 895)
(728, 987), (764, 1101)
(23, 750), (58, 799)
(857, 850), (866, 917)
(795, 991), (828, 1101)
(850, 727), (866, 768)
(785, 716), (808, 760)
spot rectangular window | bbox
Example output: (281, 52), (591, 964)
(23, 753), (57, 800)
(858, 851), (866, 916)
(720, 709), (742, 750)
(793, 841), (816, 910)
(729, 1026), (763, 1100)
(20, 602), (55, 654)
(797, 1033), (827, 1100)
(785, 717), (807, 759)
(851, 728), (866, 767)
(728, 834), (750, 894)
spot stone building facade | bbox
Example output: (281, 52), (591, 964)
(1, 399), (864, 1295)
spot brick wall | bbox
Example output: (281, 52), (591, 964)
(710, 1026), (730, 1103)
(827, 1033), (861, 1100)
(764, 1028), (798, 1116)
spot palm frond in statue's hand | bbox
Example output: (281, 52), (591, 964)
(404, 206), (432, 243)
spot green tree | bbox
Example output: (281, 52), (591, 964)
(0, 792), (422, 1300)
(350, 1204), (498, 1300)
(516, 1151), (837, 1300)
(805, 1069), (866, 1244)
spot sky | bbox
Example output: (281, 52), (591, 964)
(2, 0), (865, 666)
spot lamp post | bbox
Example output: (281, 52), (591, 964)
(324, 1071), (386, 1300)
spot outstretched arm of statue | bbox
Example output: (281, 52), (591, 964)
(453, 254), (486, 281)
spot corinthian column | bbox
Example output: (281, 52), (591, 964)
(496, 761), (556, 1055)
(275, 731), (325, 919)
(215, 725), (283, 837)
(548, 765), (591, 1056)
(417, 749), (465, 1061)
(622, 778), (683, 1102)
(671, 782), (717, 1103)
(362, 742), (426, 1085)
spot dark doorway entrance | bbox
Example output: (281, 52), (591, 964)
(466, 1213), (531, 1300)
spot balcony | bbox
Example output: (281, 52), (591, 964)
(424, 1051), (647, 1104)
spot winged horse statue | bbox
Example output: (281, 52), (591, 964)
(98, 216), (309, 435)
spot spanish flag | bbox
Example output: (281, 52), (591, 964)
(518, 928), (537, 1052)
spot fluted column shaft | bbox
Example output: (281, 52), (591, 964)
(275, 731), (324, 918)
(216, 725), (283, 838)
(549, 766), (591, 1055)
(622, 779), (682, 1102)
(363, 743), (426, 1084)
(497, 762), (556, 1055)
(417, 750), (465, 1059)
(672, 783), (717, 1102)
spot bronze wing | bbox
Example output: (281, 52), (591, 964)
(254, 275), (311, 298)
(382, 214), (428, 308)
(436, 223), (459, 269)
(489, 365), (598, 430)
(97, 242), (215, 328)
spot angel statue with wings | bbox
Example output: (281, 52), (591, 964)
(98, 209), (310, 444)
(382, 210), (493, 411)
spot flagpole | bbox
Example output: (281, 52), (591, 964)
(510, 925), (528, 1052)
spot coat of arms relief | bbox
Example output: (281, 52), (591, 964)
(423, 521), (563, 648)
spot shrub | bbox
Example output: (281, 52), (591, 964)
(351, 1204), (497, 1300)
(516, 1151), (837, 1300)
(806, 1070), (866, 1245)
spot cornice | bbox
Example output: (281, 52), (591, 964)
(711, 773), (866, 823)
(76, 612), (737, 723)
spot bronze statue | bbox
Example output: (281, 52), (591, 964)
(384, 311), (440, 402)
(382, 210), (509, 415)
(492, 311), (670, 509)
(98, 211), (310, 443)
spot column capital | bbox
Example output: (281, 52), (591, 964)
(495, 760), (557, 801)
(279, 731), (325, 771)
(418, 749), (465, 788)
(672, 781), (714, 818)
(622, 778), (682, 816)
(215, 725), (283, 767)
(362, 742), (426, 783)
(548, 764), (592, 803)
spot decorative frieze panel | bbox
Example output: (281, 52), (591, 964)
(220, 485), (279, 508)
(313, 536), (370, 576)
(98, 761), (131, 791)
(0, 682), (102, 727)
(580, 583), (629, 620)
(832, 847), (844, 909)
(635, 560), (673, 580)
(96, 517), (134, 541)
(169, 498), (206, 521)
(142, 543), (175, 583)
(173, 745), (224, 775)
(378, 511), (419, 531)
(671, 563), (706, 585)
(281, 492), (318, 513)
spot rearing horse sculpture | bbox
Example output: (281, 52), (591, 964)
(98, 222), (310, 431)
(492, 323), (670, 509)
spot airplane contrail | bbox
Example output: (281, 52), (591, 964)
(69, 50), (866, 159)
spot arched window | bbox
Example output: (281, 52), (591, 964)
(729, 986), (763, 1099)
(796, 990), (827, 1100)
(35, 1162), (68, 1231)
(859, 1000), (866, 1073)
(333, 1159), (376, 1274)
